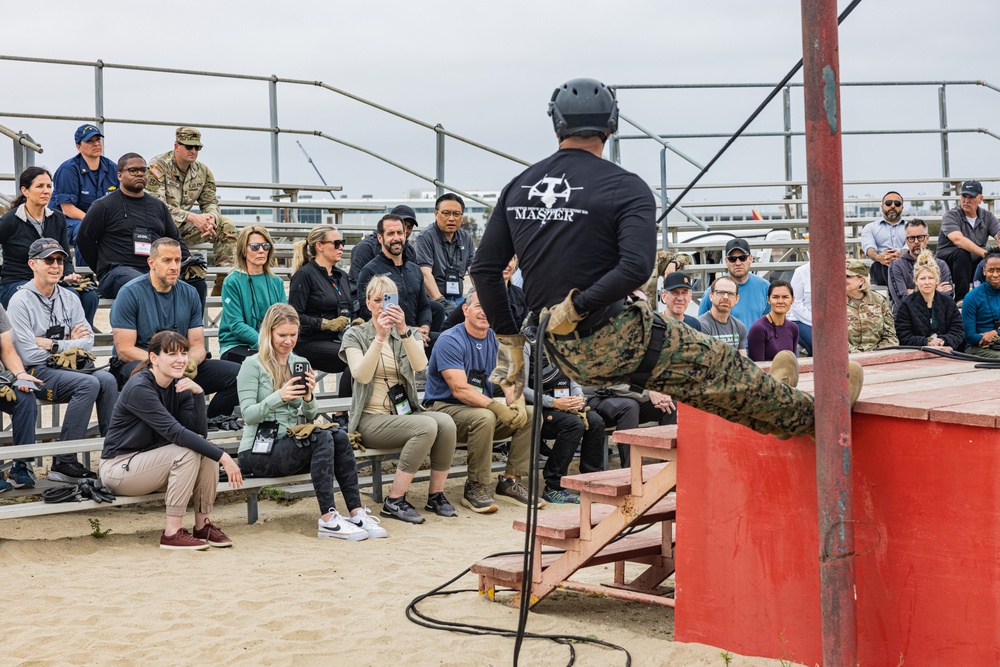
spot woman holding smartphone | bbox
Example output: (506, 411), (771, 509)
(341, 276), (458, 524)
(236, 304), (385, 540)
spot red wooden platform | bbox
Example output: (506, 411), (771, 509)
(675, 350), (1000, 666)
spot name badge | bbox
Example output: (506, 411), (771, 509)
(551, 377), (570, 398)
(252, 420), (278, 455)
(134, 230), (152, 256)
(445, 269), (461, 296)
(468, 369), (488, 393)
(388, 384), (412, 415)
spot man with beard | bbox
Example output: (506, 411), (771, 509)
(697, 276), (748, 353)
(861, 191), (908, 286)
(887, 218), (953, 313)
(77, 153), (207, 306)
(350, 205), (418, 301)
(936, 180), (1000, 302)
(355, 213), (433, 344)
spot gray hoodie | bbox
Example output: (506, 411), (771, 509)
(7, 280), (92, 366)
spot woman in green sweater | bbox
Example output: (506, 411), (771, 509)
(219, 225), (287, 365)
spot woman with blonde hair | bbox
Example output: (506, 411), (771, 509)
(846, 258), (898, 353)
(100, 331), (243, 550)
(219, 225), (287, 365)
(894, 250), (965, 349)
(288, 225), (356, 398)
(236, 304), (385, 540)
(341, 276), (458, 524)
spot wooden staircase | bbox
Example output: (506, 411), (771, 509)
(471, 425), (678, 608)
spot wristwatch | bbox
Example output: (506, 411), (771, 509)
(51, 340), (60, 353)
(400, 329), (413, 339)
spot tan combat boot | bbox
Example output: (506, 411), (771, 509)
(769, 350), (799, 388)
(848, 360), (864, 407)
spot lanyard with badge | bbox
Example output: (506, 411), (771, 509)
(30, 289), (69, 341)
(463, 329), (490, 396)
(119, 191), (154, 256)
(377, 336), (412, 415)
(327, 270), (352, 317)
(440, 228), (464, 296)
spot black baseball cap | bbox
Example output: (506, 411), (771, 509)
(961, 180), (983, 197)
(390, 205), (418, 227)
(29, 238), (67, 259)
(725, 238), (751, 256)
(662, 271), (693, 291)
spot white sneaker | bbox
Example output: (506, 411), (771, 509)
(348, 507), (388, 539)
(318, 509), (368, 541)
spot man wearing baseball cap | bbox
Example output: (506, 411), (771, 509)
(697, 237), (771, 325)
(49, 124), (120, 264)
(936, 179), (1000, 301)
(659, 271), (701, 331)
(146, 128), (238, 296)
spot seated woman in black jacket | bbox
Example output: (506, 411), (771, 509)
(99, 331), (244, 551)
(895, 250), (965, 350)
(288, 225), (355, 398)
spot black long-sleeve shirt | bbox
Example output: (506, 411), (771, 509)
(77, 190), (189, 280)
(0, 205), (76, 283)
(471, 148), (656, 335)
(355, 252), (432, 327)
(101, 369), (222, 461)
(288, 260), (354, 343)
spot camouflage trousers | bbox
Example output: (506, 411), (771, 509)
(179, 214), (238, 267)
(545, 300), (815, 438)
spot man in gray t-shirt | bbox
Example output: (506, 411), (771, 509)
(697, 276), (748, 353)
(936, 179), (1000, 301)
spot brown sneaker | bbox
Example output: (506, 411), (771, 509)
(848, 360), (864, 407)
(495, 475), (546, 509)
(193, 521), (233, 548)
(769, 350), (799, 388)
(461, 480), (499, 514)
(160, 528), (210, 551)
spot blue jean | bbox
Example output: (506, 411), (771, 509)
(0, 389), (37, 464)
(791, 320), (813, 356)
(66, 218), (86, 267)
(29, 365), (117, 464)
(0, 280), (99, 328)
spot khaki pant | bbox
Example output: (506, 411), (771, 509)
(428, 402), (533, 485)
(100, 445), (218, 517)
(357, 411), (457, 474)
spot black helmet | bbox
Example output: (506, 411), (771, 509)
(548, 78), (619, 140)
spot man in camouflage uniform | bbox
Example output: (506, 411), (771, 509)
(846, 258), (898, 353)
(472, 78), (862, 441)
(146, 127), (237, 296)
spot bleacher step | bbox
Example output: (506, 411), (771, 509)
(611, 425), (676, 449)
(471, 530), (670, 587)
(560, 462), (671, 498)
(511, 494), (676, 540)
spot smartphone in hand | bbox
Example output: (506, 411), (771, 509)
(382, 292), (399, 312)
(292, 361), (310, 388)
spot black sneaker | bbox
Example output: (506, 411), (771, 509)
(48, 460), (98, 483)
(425, 492), (458, 517)
(381, 495), (425, 524)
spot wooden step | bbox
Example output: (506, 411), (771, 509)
(471, 530), (670, 587)
(512, 494), (676, 540)
(561, 463), (671, 498)
(611, 424), (676, 449)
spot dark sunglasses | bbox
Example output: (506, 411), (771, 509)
(883, 199), (902, 207)
(179, 144), (201, 151)
(905, 234), (927, 243)
(322, 239), (345, 249)
(37, 256), (65, 266)
(248, 242), (272, 252)
(726, 253), (749, 263)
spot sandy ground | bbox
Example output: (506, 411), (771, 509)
(0, 474), (802, 667)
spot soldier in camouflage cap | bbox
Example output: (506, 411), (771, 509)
(846, 258), (898, 352)
(146, 128), (238, 296)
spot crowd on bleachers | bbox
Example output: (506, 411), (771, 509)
(4, 124), (998, 550)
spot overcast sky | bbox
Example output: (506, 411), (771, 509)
(2, 0), (999, 210)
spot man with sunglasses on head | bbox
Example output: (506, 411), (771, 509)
(936, 180), (1000, 302)
(49, 124), (120, 265)
(146, 128), (238, 297)
(887, 219), (953, 314)
(697, 238), (770, 326)
(860, 192), (908, 286)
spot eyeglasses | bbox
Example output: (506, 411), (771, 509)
(248, 242), (272, 252)
(37, 256), (65, 266)
(322, 239), (345, 249)
(124, 167), (149, 175)
(726, 254), (749, 263)
(712, 289), (737, 298)
(179, 144), (201, 151)
(437, 210), (463, 219)
(906, 234), (927, 243)
(883, 199), (902, 207)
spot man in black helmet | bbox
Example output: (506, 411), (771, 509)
(471, 78), (862, 440)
